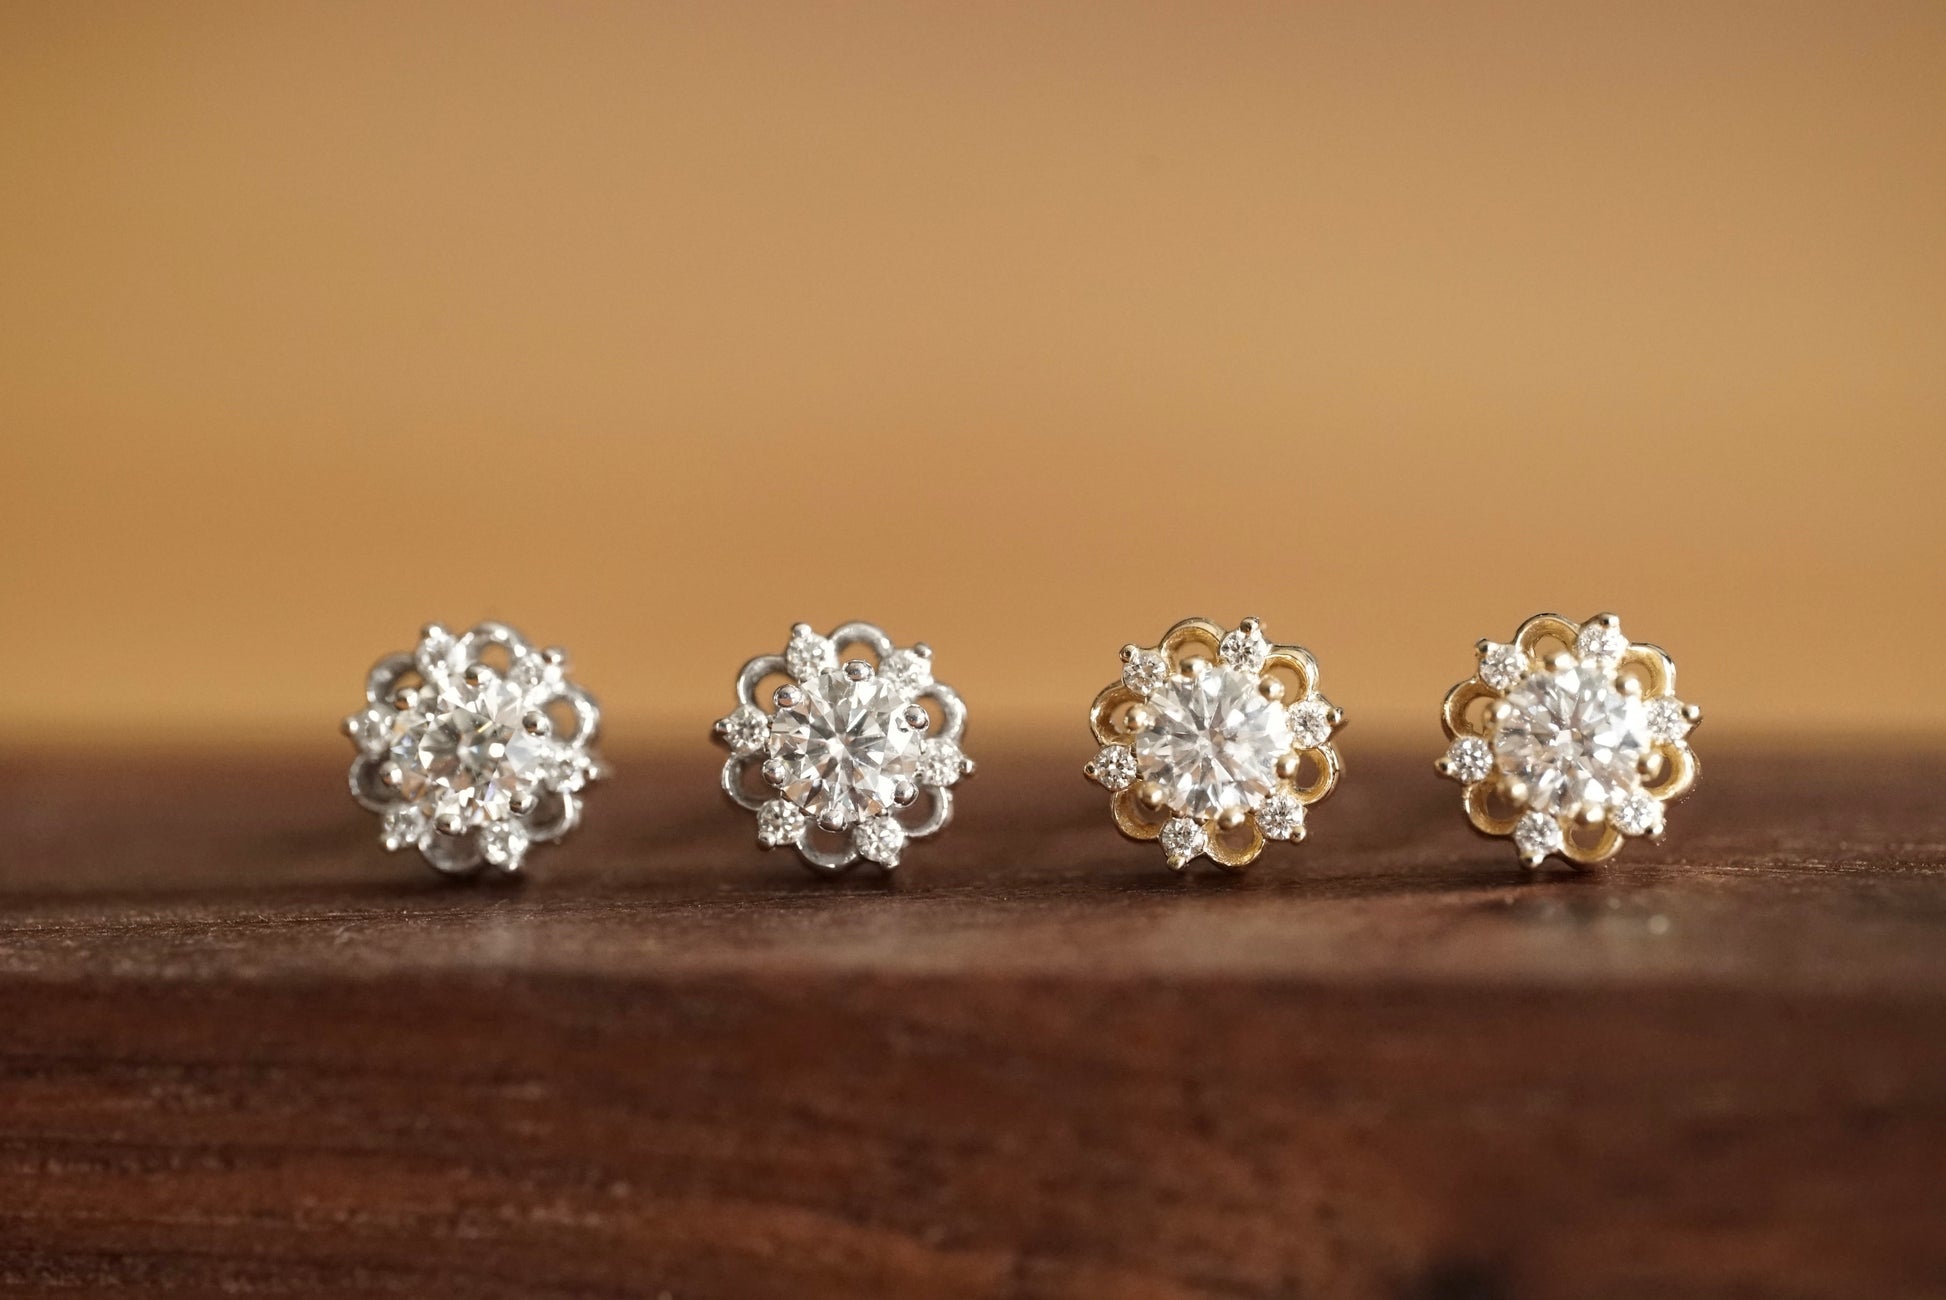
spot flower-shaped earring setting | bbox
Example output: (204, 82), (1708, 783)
(1438, 612), (1701, 868)
(345, 622), (604, 877)
(714, 622), (973, 874)
(1086, 617), (1343, 871)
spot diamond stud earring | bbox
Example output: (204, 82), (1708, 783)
(1437, 612), (1701, 868)
(344, 621), (603, 877)
(1085, 617), (1343, 872)
(714, 622), (973, 874)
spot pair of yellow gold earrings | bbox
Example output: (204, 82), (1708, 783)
(345, 613), (1699, 879)
(1084, 613), (1698, 874)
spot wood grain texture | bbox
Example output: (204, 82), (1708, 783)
(0, 739), (1942, 1299)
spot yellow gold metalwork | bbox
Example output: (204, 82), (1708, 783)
(1440, 611), (1700, 871)
(1111, 786), (1165, 841)
(1205, 820), (1265, 871)
(1442, 680), (1499, 740)
(1084, 616), (1342, 874)
(1289, 746), (1339, 804)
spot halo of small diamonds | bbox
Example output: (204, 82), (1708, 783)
(1438, 612), (1701, 868)
(715, 622), (972, 875)
(1086, 617), (1343, 873)
(344, 621), (603, 877)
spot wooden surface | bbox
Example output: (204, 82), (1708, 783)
(1, 740), (1943, 1299)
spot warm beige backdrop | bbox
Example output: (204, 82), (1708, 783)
(2, 1), (1942, 745)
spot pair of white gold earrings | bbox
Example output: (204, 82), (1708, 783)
(345, 611), (1700, 880)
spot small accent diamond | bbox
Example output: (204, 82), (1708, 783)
(785, 626), (837, 682)
(853, 816), (907, 867)
(1610, 790), (1664, 837)
(1502, 813), (1564, 864)
(918, 737), (967, 787)
(1287, 698), (1334, 750)
(1443, 735), (1492, 784)
(1479, 642), (1528, 691)
(1575, 617), (1629, 663)
(716, 704), (770, 757)
(1514, 811), (1565, 864)
(481, 821), (530, 870)
(1160, 817), (1208, 868)
(1123, 649), (1170, 697)
(1219, 625), (1269, 673)
(880, 648), (934, 693)
(756, 799), (806, 848)
(1090, 744), (1137, 791)
(1646, 696), (1692, 743)
(380, 805), (428, 852)
(1256, 792), (1305, 841)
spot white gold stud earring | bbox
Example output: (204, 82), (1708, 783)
(1437, 612), (1701, 868)
(1085, 616), (1344, 872)
(344, 621), (604, 877)
(715, 622), (973, 874)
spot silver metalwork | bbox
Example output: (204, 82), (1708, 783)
(714, 621), (972, 875)
(344, 620), (604, 878)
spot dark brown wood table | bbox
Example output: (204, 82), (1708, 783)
(1, 740), (1942, 1299)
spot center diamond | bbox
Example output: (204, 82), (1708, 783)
(1492, 661), (1650, 817)
(1133, 665), (1293, 820)
(393, 677), (550, 826)
(771, 669), (921, 827)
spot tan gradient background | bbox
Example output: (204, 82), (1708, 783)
(2, 2), (1943, 747)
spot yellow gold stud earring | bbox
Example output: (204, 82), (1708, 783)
(1084, 616), (1343, 872)
(1437, 612), (1701, 869)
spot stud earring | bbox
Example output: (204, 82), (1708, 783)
(714, 622), (972, 874)
(1437, 612), (1701, 868)
(1085, 616), (1343, 872)
(344, 621), (603, 877)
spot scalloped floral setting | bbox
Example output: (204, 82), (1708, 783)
(344, 622), (604, 877)
(1438, 612), (1702, 869)
(1085, 617), (1343, 873)
(713, 622), (973, 875)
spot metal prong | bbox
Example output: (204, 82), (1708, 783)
(1502, 779), (1529, 805)
(1519, 847), (1548, 869)
(1275, 752), (1301, 781)
(1490, 701), (1513, 723)
(761, 758), (790, 788)
(774, 684), (803, 710)
(843, 659), (873, 682)
(1136, 781), (1167, 812)
(892, 779), (918, 807)
(1216, 807), (1246, 832)
(1239, 616), (1262, 636)
(523, 710), (551, 736)
(817, 807), (851, 833)
(461, 663), (493, 688)
(421, 623), (449, 645)
(1580, 805), (1606, 825)
(1549, 652), (1575, 672)
(1684, 703), (1704, 724)
(791, 622), (815, 638)
(1259, 677), (1285, 702)
(901, 704), (930, 732)
(1476, 638), (1493, 656)
(1327, 706), (1345, 727)
(434, 811), (466, 837)
(1640, 751), (1665, 779)
(509, 791), (539, 817)
(1618, 676), (1643, 696)
(1122, 704), (1155, 735)
(1593, 612), (1621, 630)
(390, 687), (418, 712)
(912, 643), (933, 661)
(1179, 656), (1208, 678)
(379, 761), (405, 790)
(1120, 643), (1142, 664)
(1434, 757), (1453, 777)
(541, 646), (568, 667)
